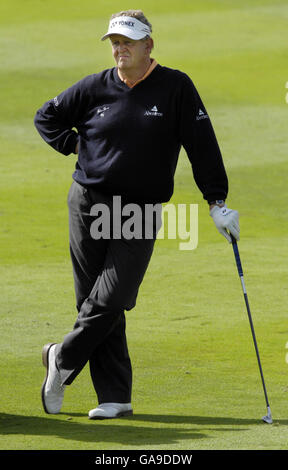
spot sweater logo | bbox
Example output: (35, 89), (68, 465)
(144, 105), (163, 117)
(97, 106), (110, 118)
(196, 108), (209, 121)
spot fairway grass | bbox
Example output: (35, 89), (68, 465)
(1, 0), (288, 451)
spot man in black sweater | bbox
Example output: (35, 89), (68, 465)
(35, 10), (239, 419)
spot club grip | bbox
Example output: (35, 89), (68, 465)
(230, 234), (243, 277)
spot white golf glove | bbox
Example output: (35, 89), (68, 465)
(210, 205), (240, 243)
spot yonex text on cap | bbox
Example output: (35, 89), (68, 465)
(101, 16), (151, 41)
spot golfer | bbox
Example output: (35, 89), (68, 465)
(34, 10), (240, 419)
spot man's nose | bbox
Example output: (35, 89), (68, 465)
(118, 43), (127, 53)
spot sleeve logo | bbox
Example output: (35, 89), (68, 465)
(196, 108), (209, 120)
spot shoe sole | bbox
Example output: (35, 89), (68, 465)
(89, 409), (133, 420)
(41, 343), (56, 414)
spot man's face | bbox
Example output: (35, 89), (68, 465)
(110, 34), (152, 71)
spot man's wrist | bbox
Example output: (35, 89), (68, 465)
(208, 199), (226, 210)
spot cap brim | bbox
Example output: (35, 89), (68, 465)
(101, 28), (148, 41)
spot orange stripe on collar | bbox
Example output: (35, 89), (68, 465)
(118, 59), (158, 88)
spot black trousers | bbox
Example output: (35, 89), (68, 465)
(55, 181), (158, 404)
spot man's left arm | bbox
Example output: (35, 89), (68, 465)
(178, 75), (240, 243)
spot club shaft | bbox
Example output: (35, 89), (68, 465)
(231, 236), (270, 408)
(242, 286), (270, 407)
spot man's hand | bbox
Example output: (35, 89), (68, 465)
(210, 205), (240, 243)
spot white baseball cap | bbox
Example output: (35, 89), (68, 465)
(101, 16), (151, 41)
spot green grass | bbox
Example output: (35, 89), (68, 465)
(1, 0), (288, 451)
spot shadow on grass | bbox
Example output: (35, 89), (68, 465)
(131, 414), (288, 426)
(0, 412), (205, 446)
(2, 412), (285, 447)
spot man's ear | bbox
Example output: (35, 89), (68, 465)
(146, 37), (154, 53)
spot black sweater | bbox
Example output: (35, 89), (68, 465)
(34, 64), (228, 203)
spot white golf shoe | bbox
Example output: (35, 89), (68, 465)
(88, 402), (133, 420)
(41, 343), (65, 414)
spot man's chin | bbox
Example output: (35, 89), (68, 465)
(118, 58), (131, 68)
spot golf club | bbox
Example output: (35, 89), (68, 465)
(230, 234), (272, 424)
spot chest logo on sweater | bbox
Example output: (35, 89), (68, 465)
(144, 105), (163, 117)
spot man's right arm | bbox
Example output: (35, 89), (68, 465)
(34, 77), (89, 156)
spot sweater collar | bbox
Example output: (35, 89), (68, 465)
(116, 59), (158, 88)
